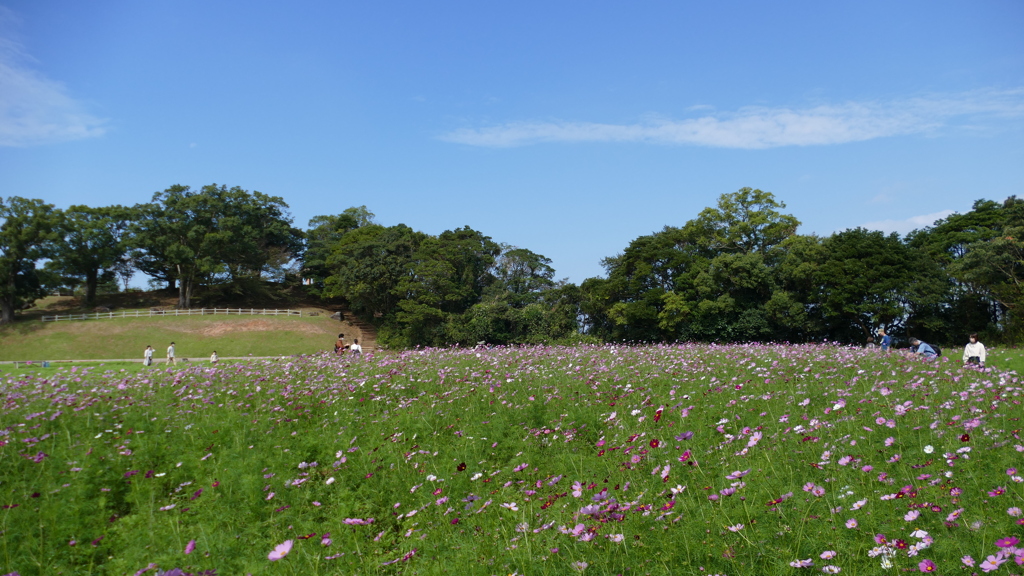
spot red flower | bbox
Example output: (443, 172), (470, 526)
(457, 462), (467, 472)
(960, 434), (970, 442)
(649, 439), (660, 448)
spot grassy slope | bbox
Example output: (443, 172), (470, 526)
(0, 315), (345, 361)
(1, 290), (361, 362)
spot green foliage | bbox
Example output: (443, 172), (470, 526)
(302, 206), (376, 297)
(813, 228), (947, 341)
(321, 223), (426, 320)
(48, 205), (132, 306)
(0, 197), (59, 325)
(593, 188), (802, 343)
(129, 185), (302, 309)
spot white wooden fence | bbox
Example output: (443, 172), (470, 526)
(41, 308), (302, 322)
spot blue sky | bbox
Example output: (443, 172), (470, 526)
(1, 1), (1022, 285)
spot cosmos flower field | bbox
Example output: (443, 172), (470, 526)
(1, 344), (1022, 576)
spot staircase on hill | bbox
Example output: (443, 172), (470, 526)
(334, 310), (378, 352)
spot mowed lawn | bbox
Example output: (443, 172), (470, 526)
(0, 314), (344, 361)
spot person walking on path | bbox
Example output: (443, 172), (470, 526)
(963, 333), (987, 366)
(167, 342), (176, 365)
(144, 345), (154, 366)
(877, 328), (892, 351)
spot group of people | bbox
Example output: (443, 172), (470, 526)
(143, 342), (218, 366)
(869, 328), (987, 366)
(333, 333), (362, 355)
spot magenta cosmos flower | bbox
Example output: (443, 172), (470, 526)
(268, 540), (293, 561)
(918, 559), (936, 572)
(995, 536), (1020, 548)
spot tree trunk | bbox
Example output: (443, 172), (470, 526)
(85, 268), (98, 307)
(0, 296), (13, 326)
(178, 280), (187, 309)
(177, 276), (194, 309)
(0, 276), (15, 325)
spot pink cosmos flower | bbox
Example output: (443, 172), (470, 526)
(268, 539), (293, 561)
(725, 469), (750, 480)
(962, 555), (975, 566)
(995, 536), (1020, 548)
(918, 559), (936, 572)
(980, 554), (1005, 571)
(820, 550), (836, 559)
(184, 539), (196, 554)
(789, 558), (813, 568)
(845, 519), (858, 529)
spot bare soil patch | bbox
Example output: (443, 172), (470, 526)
(195, 319), (331, 337)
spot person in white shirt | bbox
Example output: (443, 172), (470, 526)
(963, 333), (987, 367)
(167, 342), (176, 365)
(144, 345), (154, 366)
(210, 351), (218, 363)
(350, 339), (362, 355)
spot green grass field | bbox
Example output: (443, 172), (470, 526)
(0, 314), (345, 362)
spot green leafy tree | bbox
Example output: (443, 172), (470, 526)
(393, 227), (500, 346)
(812, 228), (947, 342)
(490, 246), (556, 303)
(129, 184), (301, 308)
(49, 205), (132, 306)
(0, 197), (59, 325)
(907, 199), (1006, 336)
(951, 226), (1024, 340)
(671, 188), (801, 342)
(320, 223), (426, 320)
(303, 206), (376, 296)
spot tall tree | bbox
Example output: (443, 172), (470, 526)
(303, 206), (376, 296)
(129, 184), (301, 308)
(50, 205), (132, 306)
(321, 223), (426, 320)
(812, 228), (947, 342)
(393, 227), (500, 346)
(0, 197), (58, 325)
(489, 246), (556, 304)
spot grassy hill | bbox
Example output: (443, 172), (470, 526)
(0, 290), (374, 362)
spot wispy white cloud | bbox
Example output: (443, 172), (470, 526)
(440, 88), (1024, 148)
(0, 8), (106, 147)
(861, 210), (956, 236)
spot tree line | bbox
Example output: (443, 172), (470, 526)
(2, 185), (1022, 348)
